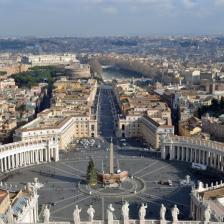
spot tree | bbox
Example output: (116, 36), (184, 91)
(86, 158), (97, 187)
(211, 98), (219, 109)
(220, 97), (224, 109)
(89, 59), (102, 76)
(0, 71), (7, 76)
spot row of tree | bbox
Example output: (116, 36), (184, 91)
(95, 55), (158, 79)
(13, 66), (63, 88)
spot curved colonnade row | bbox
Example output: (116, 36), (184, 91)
(0, 138), (59, 173)
(161, 135), (224, 171)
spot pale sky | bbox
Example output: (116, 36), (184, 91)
(0, 0), (224, 37)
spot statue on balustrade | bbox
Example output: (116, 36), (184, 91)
(160, 204), (166, 222)
(171, 204), (179, 223)
(139, 203), (148, 222)
(204, 205), (211, 223)
(107, 204), (115, 224)
(87, 205), (95, 222)
(0, 217), (4, 224)
(43, 205), (50, 224)
(6, 205), (14, 224)
(122, 201), (130, 224)
(73, 205), (82, 224)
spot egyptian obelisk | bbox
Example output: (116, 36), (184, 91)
(109, 137), (114, 174)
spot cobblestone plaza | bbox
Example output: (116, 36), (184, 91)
(3, 147), (224, 222)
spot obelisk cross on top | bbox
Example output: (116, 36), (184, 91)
(109, 137), (114, 174)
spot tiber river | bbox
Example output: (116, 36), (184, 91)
(102, 67), (146, 81)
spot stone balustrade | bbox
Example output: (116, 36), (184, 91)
(36, 219), (224, 224)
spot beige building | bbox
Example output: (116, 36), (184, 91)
(14, 78), (98, 150)
(21, 54), (78, 67)
(140, 116), (174, 149)
(13, 110), (97, 150)
(115, 82), (174, 149)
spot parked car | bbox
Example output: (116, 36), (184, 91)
(158, 180), (173, 186)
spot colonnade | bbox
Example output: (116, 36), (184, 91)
(0, 139), (59, 173)
(161, 135), (224, 172)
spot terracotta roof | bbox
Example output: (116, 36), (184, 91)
(0, 190), (8, 204)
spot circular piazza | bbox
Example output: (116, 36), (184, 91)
(1, 143), (224, 222)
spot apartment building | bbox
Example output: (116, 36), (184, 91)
(21, 54), (79, 67)
(115, 82), (174, 149)
(14, 78), (98, 150)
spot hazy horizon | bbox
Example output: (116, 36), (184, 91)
(0, 0), (224, 37)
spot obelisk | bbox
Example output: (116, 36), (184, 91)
(109, 138), (114, 174)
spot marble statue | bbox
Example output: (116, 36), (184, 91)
(171, 205), (179, 223)
(139, 203), (148, 220)
(87, 205), (95, 222)
(160, 204), (166, 221)
(73, 205), (82, 224)
(6, 205), (14, 224)
(0, 217), (4, 224)
(107, 204), (115, 224)
(122, 201), (129, 224)
(204, 205), (211, 222)
(43, 205), (50, 223)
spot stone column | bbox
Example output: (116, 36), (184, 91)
(32, 151), (34, 164)
(194, 149), (197, 163)
(33, 151), (36, 163)
(181, 147), (184, 161)
(15, 154), (18, 168)
(23, 152), (26, 166)
(199, 150), (202, 164)
(161, 145), (166, 160)
(7, 156), (11, 170)
(177, 147), (180, 160)
(41, 149), (44, 162)
(39, 150), (41, 162)
(36, 150), (39, 163)
(198, 149), (202, 163)
(55, 147), (59, 162)
(170, 145), (175, 160)
(19, 153), (21, 166)
(190, 148), (193, 162)
(217, 154), (220, 170)
(221, 156), (224, 171)
(3, 157), (7, 171)
(0, 159), (3, 172)
(213, 153), (217, 169)
(24, 152), (27, 165)
(48, 148), (51, 162)
(185, 147), (187, 161)
(30, 151), (32, 164)
(21, 153), (24, 166)
(44, 148), (47, 162)
(206, 151), (209, 166)
(28, 152), (31, 165)
(11, 155), (15, 169)
(202, 151), (205, 165)
(185, 148), (189, 161)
